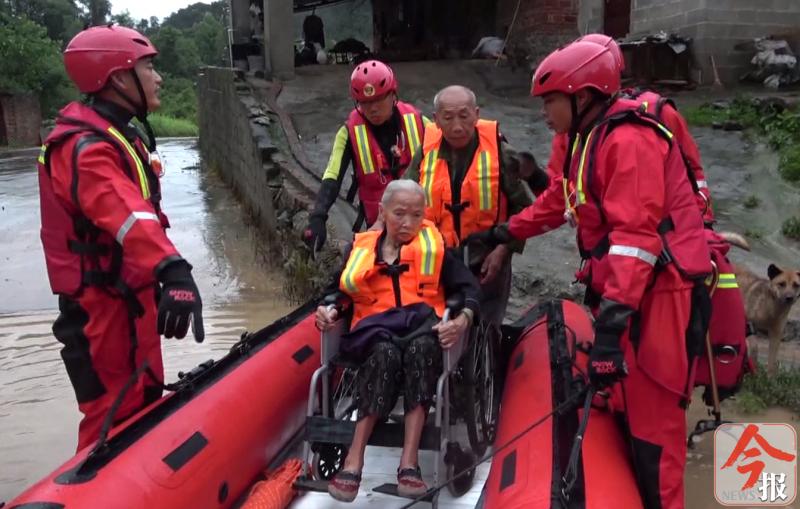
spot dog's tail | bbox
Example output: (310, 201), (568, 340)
(718, 231), (751, 251)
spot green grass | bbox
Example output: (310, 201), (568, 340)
(779, 144), (800, 182)
(685, 97), (800, 185)
(736, 363), (800, 415)
(745, 228), (764, 241)
(743, 195), (761, 209)
(148, 113), (199, 137)
(781, 216), (800, 240)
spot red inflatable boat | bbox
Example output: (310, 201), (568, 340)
(5, 301), (320, 509)
(483, 299), (643, 509)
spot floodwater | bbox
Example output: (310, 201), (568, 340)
(0, 139), (293, 501)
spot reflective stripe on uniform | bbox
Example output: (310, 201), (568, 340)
(106, 127), (150, 199)
(697, 180), (708, 189)
(477, 150), (492, 210)
(574, 130), (593, 206)
(402, 113), (421, 156)
(116, 211), (160, 244)
(38, 144), (47, 165)
(421, 149), (438, 207)
(341, 247), (370, 293)
(418, 226), (438, 276)
(716, 273), (738, 289)
(353, 124), (374, 175)
(608, 245), (658, 266)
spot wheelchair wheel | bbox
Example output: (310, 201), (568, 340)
(446, 446), (476, 497)
(465, 321), (500, 457)
(312, 443), (348, 481)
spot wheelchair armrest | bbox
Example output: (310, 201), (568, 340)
(441, 306), (469, 374)
(321, 319), (348, 365)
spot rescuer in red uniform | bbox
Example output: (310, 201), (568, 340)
(471, 41), (712, 509)
(38, 25), (204, 451)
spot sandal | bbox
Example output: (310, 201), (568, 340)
(328, 470), (361, 503)
(397, 466), (428, 498)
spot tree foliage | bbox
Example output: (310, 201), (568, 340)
(0, 0), (228, 124)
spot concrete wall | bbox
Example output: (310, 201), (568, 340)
(578, 0), (604, 34)
(498, 0), (579, 65)
(197, 67), (341, 298)
(0, 95), (41, 147)
(630, 0), (800, 85)
(197, 68), (281, 240)
(293, 0), (373, 50)
(264, 0), (295, 79)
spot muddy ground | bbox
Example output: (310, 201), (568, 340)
(279, 59), (800, 356)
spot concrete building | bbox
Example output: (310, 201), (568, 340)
(581, 0), (800, 85)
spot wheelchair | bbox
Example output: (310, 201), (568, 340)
(293, 295), (500, 506)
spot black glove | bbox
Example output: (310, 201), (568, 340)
(588, 334), (627, 389)
(463, 223), (513, 250)
(157, 260), (204, 342)
(303, 214), (327, 254)
(588, 300), (633, 389)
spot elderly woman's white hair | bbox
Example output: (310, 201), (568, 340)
(380, 180), (426, 207)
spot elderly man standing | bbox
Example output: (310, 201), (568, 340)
(402, 85), (548, 327)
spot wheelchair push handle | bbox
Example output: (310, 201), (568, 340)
(443, 294), (466, 323)
(321, 292), (351, 314)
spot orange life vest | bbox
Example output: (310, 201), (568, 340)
(339, 220), (446, 327)
(419, 119), (506, 247)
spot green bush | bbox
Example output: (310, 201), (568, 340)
(148, 113), (198, 137)
(743, 195), (761, 209)
(778, 145), (800, 183)
(158, 76), (198, 122)
(781, 216), (800, 240)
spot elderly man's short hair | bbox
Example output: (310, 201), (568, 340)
(381, 180), (426, 207)
(433, 85), (478, 111)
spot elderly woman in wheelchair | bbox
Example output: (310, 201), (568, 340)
(314, 180), (481, 502)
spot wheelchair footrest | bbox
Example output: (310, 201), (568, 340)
(305, 415), (356, 445)
(293, 476), (329, 493)
(370, 422), (441, 451)
(373, 483), (436, 501)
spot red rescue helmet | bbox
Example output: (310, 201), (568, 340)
(64, 25), (158, 94)
(531, 41), (620, 98)
(575, 33), (625, 72)
(350, 60), (397, 102)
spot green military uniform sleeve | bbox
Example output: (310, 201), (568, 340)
(402, 145), (424, 183)
(498, 139), (533, 253)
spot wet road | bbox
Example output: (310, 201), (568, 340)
(0, 139), (292, 500)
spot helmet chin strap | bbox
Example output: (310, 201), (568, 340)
(110, 69), (157, 152)
(561, 93), (605, 179)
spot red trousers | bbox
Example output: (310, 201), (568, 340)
(605, 269), (694, 509)
(53, 286), (164, 451)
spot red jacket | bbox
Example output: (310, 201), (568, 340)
(547, 90), (714, 224)
(345, 101), (424, 226)
(510, 98), (710, 310)
(39, 101), (179, 300)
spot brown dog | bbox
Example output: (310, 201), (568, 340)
(719, 232), (800, 374)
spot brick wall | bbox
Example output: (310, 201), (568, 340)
(497, 0), (579, 66)
(0, 95), (41, 147)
